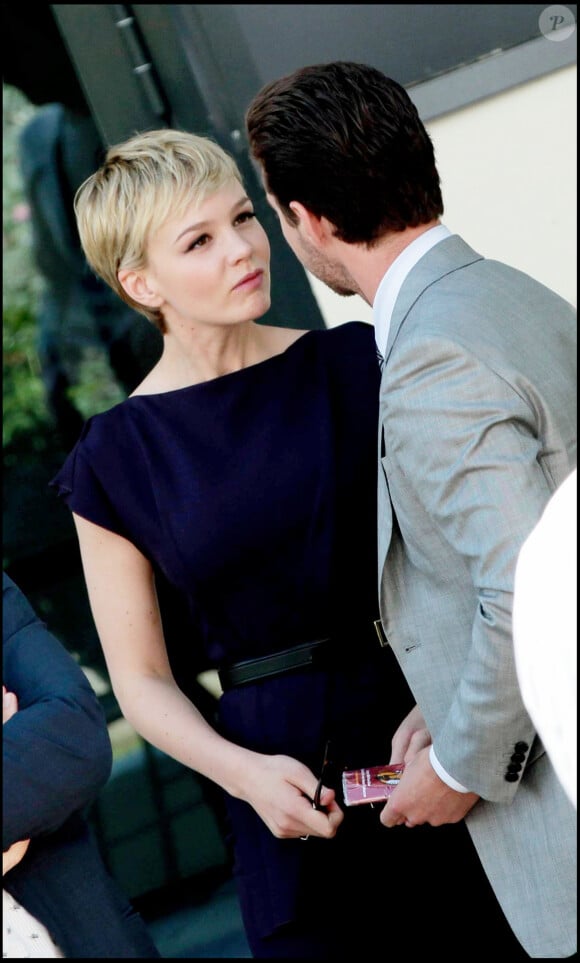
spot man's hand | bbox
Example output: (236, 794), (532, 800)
(3, 685), (18, 724)
(380, 745), (479, 828)
(3, 839), (30, 875)
(390, 704), (432, 765)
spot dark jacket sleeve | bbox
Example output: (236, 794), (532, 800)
(3, 572), (113, 848)
(5, 815), (161, 958)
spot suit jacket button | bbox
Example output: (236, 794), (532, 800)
(514, 741), (529, 752)
(511, 752), (526, 763)
(505, 773), (519, 782)
(507, 762), (522, 773)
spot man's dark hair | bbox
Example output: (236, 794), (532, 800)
(246, 61), (443, 245)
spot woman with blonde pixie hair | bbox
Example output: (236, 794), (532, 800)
(74, 130), (242, 332)
(52, 128), (503, 958)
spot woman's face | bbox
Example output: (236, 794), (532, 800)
(142, 178), (271, 330)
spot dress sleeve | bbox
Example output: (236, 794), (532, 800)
(49, 419), (131, 538)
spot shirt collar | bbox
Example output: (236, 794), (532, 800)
(373, 223), (451, 358)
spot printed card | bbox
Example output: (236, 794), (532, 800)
(342, 763), (405, 806)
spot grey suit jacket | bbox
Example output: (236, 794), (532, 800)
(377, 235), (576, 957)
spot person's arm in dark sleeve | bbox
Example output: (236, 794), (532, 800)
(3, 573), (113, 848)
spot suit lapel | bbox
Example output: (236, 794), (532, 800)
(384, 235), (483, 363)
(378, 235), (483, 582)
(377, 421), (393, 593)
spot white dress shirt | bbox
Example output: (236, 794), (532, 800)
(374, 222), (471, 793)
(373, 223), (451, 359)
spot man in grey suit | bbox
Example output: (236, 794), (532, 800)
(246, 62), (577, 958)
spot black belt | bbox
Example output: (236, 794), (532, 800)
(218, 620), (387, 692)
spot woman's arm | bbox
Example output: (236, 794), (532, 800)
(73, 514), (344, 840)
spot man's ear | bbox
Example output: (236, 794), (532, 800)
(288, 201), (334, 246)
(118, 268), (163, 309)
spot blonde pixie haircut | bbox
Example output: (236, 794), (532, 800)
(74, 128), (243, 331)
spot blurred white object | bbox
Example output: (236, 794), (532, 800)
(513, 469), (577, 808)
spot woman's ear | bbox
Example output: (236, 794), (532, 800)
(118, 268), (163, 308)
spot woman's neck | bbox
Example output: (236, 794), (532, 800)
(131, 320), (298, 396)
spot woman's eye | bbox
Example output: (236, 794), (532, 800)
(235, 211), (256, 225)
(187, 234), (209, 251)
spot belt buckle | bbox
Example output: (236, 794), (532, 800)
(373, 619), (388, 647)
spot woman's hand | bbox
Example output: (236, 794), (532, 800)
(237, 751), (344, 840)
(3, 685), (31, 873)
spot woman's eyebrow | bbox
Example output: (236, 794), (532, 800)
(175, 195), (251, 242)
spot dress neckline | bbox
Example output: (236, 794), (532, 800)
(127, 328), (319, 402)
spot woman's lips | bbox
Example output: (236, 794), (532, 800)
(233, 269), (263, 292)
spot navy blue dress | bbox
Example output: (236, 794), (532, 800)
(51, 321), (517, 958)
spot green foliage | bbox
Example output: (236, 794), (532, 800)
(68, 348), (126, 419)
(3, 83), (126, 449)
(2, 306), (49, 451)
(2, 84), (49, 447)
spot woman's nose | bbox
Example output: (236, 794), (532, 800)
(227, 230), (253, 262)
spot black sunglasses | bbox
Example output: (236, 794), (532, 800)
(312, 739), (332, 811)
(300, 740), (333, 839)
